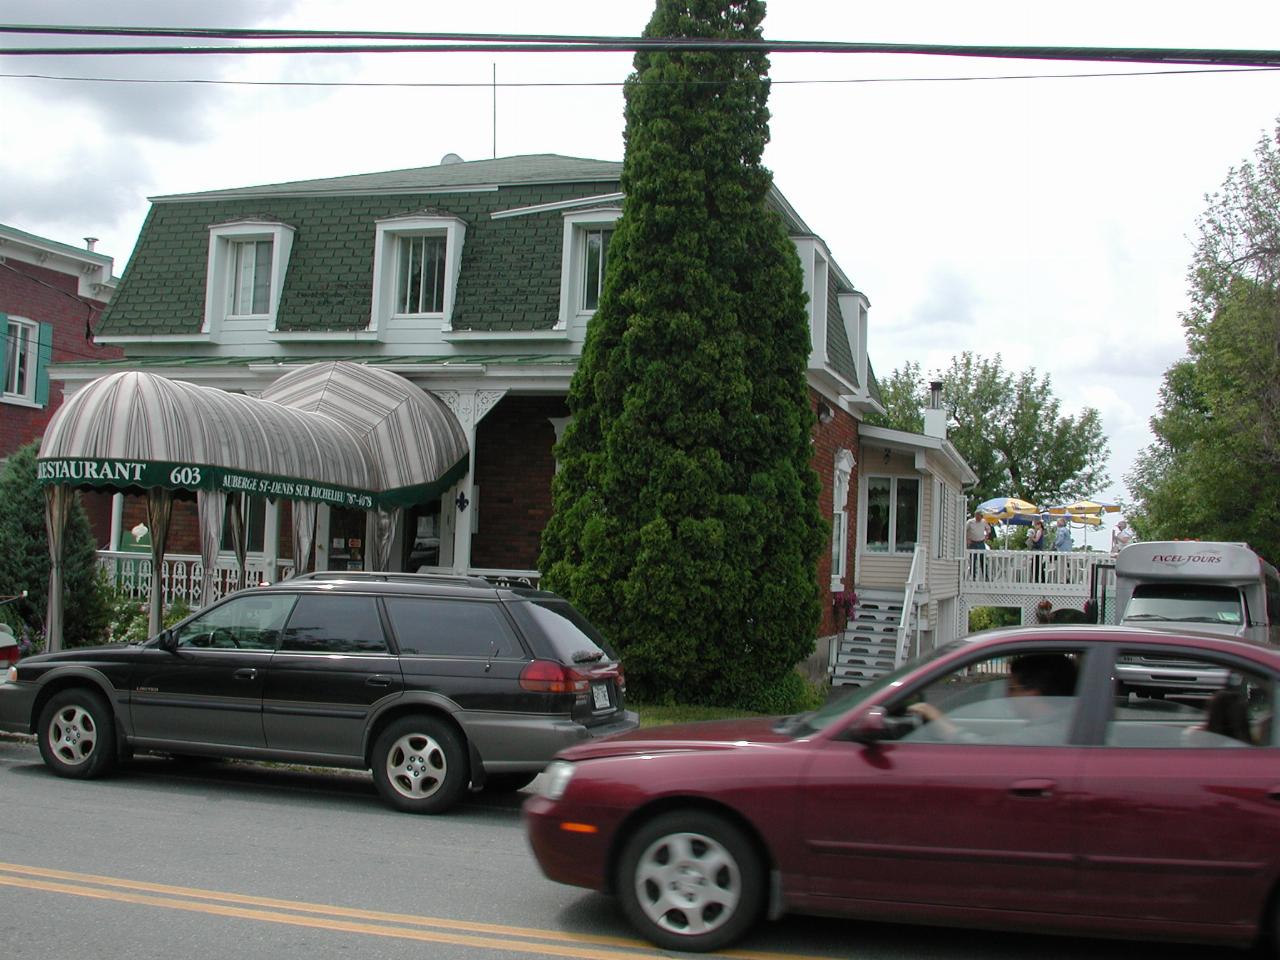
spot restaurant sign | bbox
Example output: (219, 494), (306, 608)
(37, 458), (376, 510)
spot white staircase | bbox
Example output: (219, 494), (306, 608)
(831, 587), (912, 687)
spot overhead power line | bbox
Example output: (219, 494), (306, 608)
(0, 26), (1279, 67)
(2, 65), (1277, 91)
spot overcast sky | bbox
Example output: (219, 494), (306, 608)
(4, 0), (1279, 533)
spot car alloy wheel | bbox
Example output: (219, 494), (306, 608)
(371, 715), (467, 814)
(37, 688), (117, 779)
(618, 811), (764, 952)
(387, 732), (447, 798)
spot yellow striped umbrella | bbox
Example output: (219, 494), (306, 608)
(1047, 499), (1120, 516)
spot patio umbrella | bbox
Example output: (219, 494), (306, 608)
(976, 497), (1039, 547)
(1047, 501), (1116, 549)
(1061, 514), (1103, 526)
(1047, 499), (1120, 516)
(976, 497), (1039, 523)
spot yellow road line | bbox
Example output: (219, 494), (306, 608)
(0, 874), (655, 959)
(0, 862), (831, 960)
(0, 860), (634, 947)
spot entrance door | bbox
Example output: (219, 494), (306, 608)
(403, 499), (444, 571)
(327, 506), (367, 571)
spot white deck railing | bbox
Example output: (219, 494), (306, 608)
(962, 549), (1093, 594)
(96, 552), (542, 610)
(97, 551), (296, 610)
(895, 545), (926, 666)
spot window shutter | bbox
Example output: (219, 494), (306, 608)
(0, 313), (9, 391)
(33, 322), (54, 406)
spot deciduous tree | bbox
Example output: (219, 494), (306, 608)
(1128, 123), (1280, 558)
(868, 352), (1110, 506)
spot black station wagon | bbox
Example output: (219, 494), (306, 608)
(0, 573), (637, 813)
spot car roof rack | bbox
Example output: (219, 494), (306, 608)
(291, 570), (496, 589)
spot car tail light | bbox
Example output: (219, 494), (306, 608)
(0, 642), (18, 669)
(519, 660), (590, 694)
(614, 664), (626, 694)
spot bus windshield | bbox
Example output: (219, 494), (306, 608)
(1124, 583), (1245, 625)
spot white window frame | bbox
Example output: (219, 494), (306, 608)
(1, 316), (41, 407)
(863, 474), (922, 556)
(837, 290), (870, 391)
(370, 215), (466, 334)
(203, 221), (294, 335)
(557, 207), (621, 329)
(219, 492), (268, 556)
(830, 448), (855, 588)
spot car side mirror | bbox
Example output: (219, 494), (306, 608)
(846, 706), (891, 744)
(158, 629), (177, 653)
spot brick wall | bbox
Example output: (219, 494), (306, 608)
(2, 259), (122, 546)
(122, 493), (201, 554)
(809, 389), (860, 637)
(0, 260), (122, 458)
(471, 395), (567, 570)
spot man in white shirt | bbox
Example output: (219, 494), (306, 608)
(1111, 519), (1135, 555)
(965, 510), (990, 578)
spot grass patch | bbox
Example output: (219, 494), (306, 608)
(633, 703), (765, 728)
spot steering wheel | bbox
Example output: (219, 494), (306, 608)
(210, 627), (241, 649)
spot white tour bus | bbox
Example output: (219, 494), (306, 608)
(1113, 541), (1280, 694)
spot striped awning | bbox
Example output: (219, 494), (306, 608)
(36, 362), (468, 510)
(260, 362), (469, 506)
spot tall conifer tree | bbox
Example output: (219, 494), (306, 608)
(540, 0), (822, 707)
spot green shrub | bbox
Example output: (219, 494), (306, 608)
(105, 586), (192, 644)
(969, 605), (1022, 633)
(742, 670), (827, 715)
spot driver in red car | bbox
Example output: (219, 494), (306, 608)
(907, 653), (1079, 745)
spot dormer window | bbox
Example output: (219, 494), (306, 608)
(231, 239), (273, 316)
(558, 208), (621, 328)
(370, 214), (466, 334)
(203, 220), (294, 336)
(397, 235), (447, 314)
(581, 226), (613, 311)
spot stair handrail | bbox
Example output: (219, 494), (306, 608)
(895, 545), (926, 666)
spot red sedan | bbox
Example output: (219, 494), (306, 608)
(524, 626), (1280, 953)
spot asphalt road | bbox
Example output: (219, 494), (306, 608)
(0, 735), (1241, 960)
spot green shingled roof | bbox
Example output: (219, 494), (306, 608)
(153, 155), (624, 202)
(102, 154), (868, 364)
(101, 175), (623, 336)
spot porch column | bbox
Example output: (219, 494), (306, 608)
(433, 388), (506, 575)
(263, 499), (280, 581)
(109, 492), (124, 552)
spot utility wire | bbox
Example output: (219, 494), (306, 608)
(0, 29), (1279, 67)
(1, 65), (1277, 89)
(0, 261), (110, 350)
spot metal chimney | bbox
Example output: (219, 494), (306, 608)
(924, 381), (947, 438)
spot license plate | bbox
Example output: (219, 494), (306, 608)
(591, 682), (611, 710)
